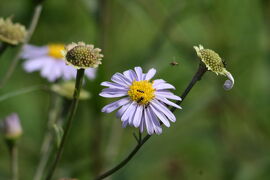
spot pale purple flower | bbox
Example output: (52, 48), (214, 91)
(1, 113), (23, 140)
(100, 67), (182, 135)
(21, 44), (97, 82)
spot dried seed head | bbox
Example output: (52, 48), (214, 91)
(0, 17), (27, 45)
(62, 42), (103, 69)
(194, 45), (235, 90)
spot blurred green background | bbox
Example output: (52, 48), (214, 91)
(0, 0), (270, 179)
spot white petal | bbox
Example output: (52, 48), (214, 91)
(153, 79), (166, 86)
(134, 67), (143, 81)
(139, 115), (145, 133)
(155, 91), (181, 101)
(23, 58), (46, 72)
(100, 88), (127, 94)
(151, 99), (176, 122)
(40, 59), (59, 81)
(133, 105), (143, 127)
(116, 103), (130, 118)
(144, 108), (154, 134)
(154, 83), (175, 90)
(62, 65), (77, 80)
(122, 120), (128, 128)
(99, 88), (127, 98)
(147, 108), (162, 134)
(224, 71), (234, 90)
(121, 101), (137, 122)
(155, 96), (182, 109)
(111, 73), (130, 86)
(21, 45), (48, 59)
(128, 104), (138, 125)
(101, 81), (127, 90)
(123, 70), (136, 82)
(101, 98), (130, 113)
(85, 68), (96, 80)
(145, 68), (156, 80)
(149, 104), (170, 127)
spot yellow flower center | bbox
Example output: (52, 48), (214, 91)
(128, 80), (155, 105)
(48, 44), (65, 59)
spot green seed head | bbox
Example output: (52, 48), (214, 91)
(194, 45), (226, 75)
(63, 42), (103, 69)
(194, 45), (235, 90)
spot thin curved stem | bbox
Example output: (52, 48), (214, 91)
(45, 69), (85, 180)
(0, 4), (43, 88)
(94, 63), (207, 180)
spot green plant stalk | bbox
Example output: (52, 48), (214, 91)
(33, 94), (63, 180)
(45, 69), (85, 180)
(0, 42), (8, 57)
(7, 141), (19, 180)
(94, 63), (207, 180)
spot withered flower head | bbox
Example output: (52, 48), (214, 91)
(62, 42), (103, 69)
(0, 17), (26, 45)
(194, 45), (234, 90)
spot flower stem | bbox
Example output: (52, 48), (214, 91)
(7, 141), (19, 180)
(33, 94), (63, 180)
(45, 69), (85, 180)
(171, 63), (207, 113)
(94, 63), (207, 180)
(0, 4), (43, 88)
(0, 42), (8, 57)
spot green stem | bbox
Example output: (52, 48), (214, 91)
(94, 63), (207, 180)
(0, 4), (43, 88)
(0, 42), (8, 57)
(33, 94), (63, 180)
(8, 141), (19, 180)
(45, 69), (85, 180)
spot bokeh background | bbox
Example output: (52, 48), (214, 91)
(0, 0), (270, 179)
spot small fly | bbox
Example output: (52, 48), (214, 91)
(137, 90), (144, 93)
(170, 61), (179, 66)
(137, 97), (144, 103)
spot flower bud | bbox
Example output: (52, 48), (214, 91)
(62, 42), (103, 69)
(0, 17), (26, 45)
(1, 113), (23, 140)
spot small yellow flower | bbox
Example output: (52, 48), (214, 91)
(62, 42), (103, 69)
(194, 45), (234, 90)
(0, 17), (26, 45)
(51, 81), (91, 100)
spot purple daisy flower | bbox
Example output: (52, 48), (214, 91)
(100, 67), (182, 135)
(21, 44), (97, 82)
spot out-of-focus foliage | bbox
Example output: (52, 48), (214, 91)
(0, 0), (269, 179)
